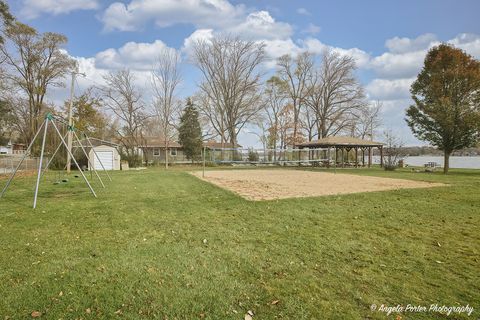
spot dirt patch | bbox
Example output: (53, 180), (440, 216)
(192, 169), (444, 200)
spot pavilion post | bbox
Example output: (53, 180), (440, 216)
(327, 148), (331, 168)
(362, 148), (365, 167)
(380, 146), (384, 168)
(368, 147), (372, 168)
(334, 147), (337, 174)
(355, 147), (358, 168)
(341, 148), (345, 168)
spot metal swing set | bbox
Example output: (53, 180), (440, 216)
(0, 113), (112, 208)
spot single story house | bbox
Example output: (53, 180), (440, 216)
(142, 137), (188, 163)
(141, 138), (242, 164)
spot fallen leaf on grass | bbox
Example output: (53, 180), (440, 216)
(435, 260), (444, 264)
(86, 308), (91, 314)
(31, 311), (42, 318)
(271, 300), (279, 305)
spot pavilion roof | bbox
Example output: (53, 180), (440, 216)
(297, 136), (383, 148)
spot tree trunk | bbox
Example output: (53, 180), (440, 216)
(443, 150), (450, 174)
(165, 134), (169, 169)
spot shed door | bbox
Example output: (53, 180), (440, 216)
(94, 151), (113, 170)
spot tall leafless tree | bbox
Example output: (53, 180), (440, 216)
(100, 69), (149, 166)
(261, 76), (288, 159)
(151, 48), (182, 169)
(305, 49), (366, 139)
(192, 35), (265, 147)
(193, 90), (227, 143)
(276, 52), (314, 146)
(0, 21), (75, 144)
(352, 100), (382, 140)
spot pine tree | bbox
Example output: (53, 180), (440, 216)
(406, 44), (480, 174)
(178, 98), (203, 162)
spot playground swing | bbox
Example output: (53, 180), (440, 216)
(0, 113), (112, 208)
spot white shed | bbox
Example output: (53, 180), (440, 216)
(88, 145), (121, 170)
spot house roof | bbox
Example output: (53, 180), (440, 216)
(143, 137), (182, 148)
(72, 138), (120, 148)
(297, 136), (384, 148)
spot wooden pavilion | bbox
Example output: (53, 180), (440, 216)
(297, 136), (384, 168)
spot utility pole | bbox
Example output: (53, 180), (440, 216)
(66, 71), (85, 173)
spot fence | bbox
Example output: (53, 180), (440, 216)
(207, 147), (336, 166)
(0, 156), (49, 175)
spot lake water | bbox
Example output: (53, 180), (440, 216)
(374, 156), (480, 169)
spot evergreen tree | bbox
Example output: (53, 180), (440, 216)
(178, 98), (203, 161)
(406, 44), (480, 174)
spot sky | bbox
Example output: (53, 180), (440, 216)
(7, 0), (480, 147)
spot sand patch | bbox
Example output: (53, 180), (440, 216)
(192, 169), (444, 200)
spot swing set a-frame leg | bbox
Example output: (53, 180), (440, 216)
(40, 131), (68, 178)
(73, 130), (105, 188)
(0, 119), (46, 199)
(33, 117), (50, 208)
(50, 118), (97, 199)
(85, 134), (112, 181)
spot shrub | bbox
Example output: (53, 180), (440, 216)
(248, 149), (259, 162)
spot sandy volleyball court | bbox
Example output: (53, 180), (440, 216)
(192, 169), (444, 200)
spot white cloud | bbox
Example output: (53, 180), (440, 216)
(302, 38), (371, 68)
(101, 0), (292, 43)
(366, 78), (415, 101)
(101, 0), (246, 32)
(368, 33), (480, 80)
(385, 33), (437, 54)
(95, 40), (177, 71)
(21, 0), (99, 19)
(182, 29), (214, 58)
(296, 8), (310, 16)
(262, 39), (302, 68)
(229, 11), (293, 40)
(369, 50), (427, 79)
(448, 33), (480, 58)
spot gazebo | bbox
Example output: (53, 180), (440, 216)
(297, 136), (384, 168)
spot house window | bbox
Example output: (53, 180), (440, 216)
(170, 148), (177, 156)
(153, 148), (160, 156)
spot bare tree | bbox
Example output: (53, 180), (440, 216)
(192, 35), (265, 147)
(261, 76), (288, 158)
(151, 48), (182, 169)
(100, 69), (149, 166)
(305, 49), (366, 139)
(0, 21), (75, 143)
(277, 103), (296, 149)
(383, 129), (405, 170)
(352, 100), (382, 140)
(193, 90), (228, 143)
(300, 106), (317, 142)
(276, 52), (314, 146)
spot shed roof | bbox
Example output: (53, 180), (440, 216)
(297, 136), (383, 148)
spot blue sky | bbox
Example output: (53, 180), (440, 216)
(8, 0), (480, 146)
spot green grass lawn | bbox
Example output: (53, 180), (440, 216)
(0, 167), (479, 319)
